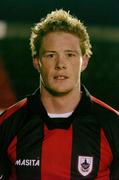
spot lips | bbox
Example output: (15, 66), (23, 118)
(54, 75), (68, 80)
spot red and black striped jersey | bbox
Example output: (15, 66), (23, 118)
(0, 86), (119, 180)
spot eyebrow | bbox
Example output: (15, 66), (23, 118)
(43, 51), (56, 54)
(41, 50), (55, 55)
(64, 50), (80, 54)
(42, 49), (80, 54)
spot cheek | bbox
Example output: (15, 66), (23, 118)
(40, 67), (47, 81)
(40, 65), (52, 83)
(72, 62), (81, 75)
(72, 67), (81, 83)
(75, 69), (80, 80)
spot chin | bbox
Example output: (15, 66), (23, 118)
(47, 87), (72, 96)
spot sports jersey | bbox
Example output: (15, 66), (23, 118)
(0, 85), (119, 180)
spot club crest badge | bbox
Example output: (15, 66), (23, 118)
(78, 156), (93, 176)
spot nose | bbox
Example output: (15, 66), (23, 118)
(55, 54), (66, 70)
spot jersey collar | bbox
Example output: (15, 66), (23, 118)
(27, 85), (92, 129)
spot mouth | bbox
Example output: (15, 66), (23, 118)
(54, 75), (68, 80)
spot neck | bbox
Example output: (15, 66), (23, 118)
(40, 87), (82, 114)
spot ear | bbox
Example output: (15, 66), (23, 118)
(81, 54), (89, 72)
(33, 58), (40, 72)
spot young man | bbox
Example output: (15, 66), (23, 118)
(0, 9), (119, 180)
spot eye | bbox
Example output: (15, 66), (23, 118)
(67, 53), (76, 57)
(44, 53), (55, 59)
(47, 54), (54, 58)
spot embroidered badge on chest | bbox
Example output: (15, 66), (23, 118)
(78, 156), (93, 176)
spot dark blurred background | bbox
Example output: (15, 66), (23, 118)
(0, 0), (119, 111)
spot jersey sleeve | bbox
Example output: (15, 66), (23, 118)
(0, 124), (11, 179)
(0, 154), (11, 179)
(110, 159), (119, 179)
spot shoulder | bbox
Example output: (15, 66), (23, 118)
(90, 95), (119, 154)
(0, 98), (27, 125)
(90, 95), (119, 151)
(90, 95), (119, 126)
(91, 95), (119, 116)
(89, 95), (119, 137)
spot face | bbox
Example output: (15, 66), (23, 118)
(34, 31), (88, 96)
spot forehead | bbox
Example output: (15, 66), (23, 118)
(41, 31), (80, 50)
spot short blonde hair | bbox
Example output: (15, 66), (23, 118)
(30, 9), (92, 58)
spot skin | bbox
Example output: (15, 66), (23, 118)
(33, 31), (89, 113)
